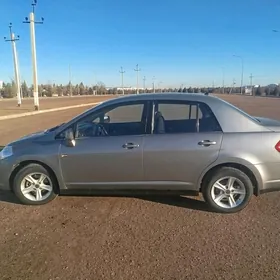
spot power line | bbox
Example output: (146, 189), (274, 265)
(4, 23), (21, 107)
(23, 0), (44, 111)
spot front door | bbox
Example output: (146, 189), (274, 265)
(143, 99), (223, 191)
(60, 135), (143, 189)
(59, 100), (149, 190)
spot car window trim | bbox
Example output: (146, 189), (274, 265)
(150, 99), (223, 134)
(55, 99), (150, 139)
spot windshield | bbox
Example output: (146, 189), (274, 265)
(46, 123), (65, 133)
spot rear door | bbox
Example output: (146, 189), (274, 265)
(143, 99), (223, 191)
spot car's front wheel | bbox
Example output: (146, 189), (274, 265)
(202, 167), (254, 214)
(12, 163), (58, 205)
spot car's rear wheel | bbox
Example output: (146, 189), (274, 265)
(202, 167), (254, 214)
(12, 164), (58, 205)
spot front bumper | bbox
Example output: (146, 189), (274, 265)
(0, 158), (15, 191)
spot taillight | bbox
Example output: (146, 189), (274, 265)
(275, 141), (280, 152)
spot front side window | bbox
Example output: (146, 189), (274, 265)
(153, 100), (222, 134)
(74, 101), (148, 138)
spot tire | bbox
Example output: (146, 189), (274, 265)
(12, 163), (58, 205)
(202, 167), (254, 214)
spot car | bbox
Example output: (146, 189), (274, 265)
(1, 92), (280, 213)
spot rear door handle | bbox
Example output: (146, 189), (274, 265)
(198, 140), (217, 146)
(122, 143), (140, 149)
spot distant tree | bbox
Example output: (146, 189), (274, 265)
(56, 84), (64, 96)
(73, 84), (80, 95)
(273, 86), (280, 97)
(97, 82), (107, 95)
(79, 82), (85, 95)
(38, 85), (43, 97)
(2, 80), (16, 98)
(265, 87), (271, 96)
(45, 84), (53, 97)
(52, 84), (57, 96)
(88, 87), (94, 95)
(21, 81), (29, 97)
(255, 86), (265, 96)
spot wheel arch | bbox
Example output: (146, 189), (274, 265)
(200, 162), (260, 196)
(9, 160), (60, 194)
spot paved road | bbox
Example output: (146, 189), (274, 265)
(0, 94), (280, 280)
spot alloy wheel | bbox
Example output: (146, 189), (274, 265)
(210, 176), (246, 209)
(20, 172), (53, 202)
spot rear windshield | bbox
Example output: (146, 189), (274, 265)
(221, 99), (260, 123)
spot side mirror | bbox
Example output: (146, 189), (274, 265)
(104, 114), (110, 123)
(65, 128), (76, 147)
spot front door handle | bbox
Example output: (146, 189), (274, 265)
(198, 140), (217, 147)
(122, 143), (140, 149)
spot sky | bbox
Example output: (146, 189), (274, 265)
(1, 0), (280, 88)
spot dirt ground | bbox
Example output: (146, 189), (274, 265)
(1, 94), (280, 280)
(0, 95), (115, 116)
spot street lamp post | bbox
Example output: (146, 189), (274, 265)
(233, 55), (244, 95)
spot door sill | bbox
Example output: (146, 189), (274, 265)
(60, 189), (199, 197)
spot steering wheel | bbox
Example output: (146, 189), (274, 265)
(77, 122), (108, 137)
(96, 123), (108, 136)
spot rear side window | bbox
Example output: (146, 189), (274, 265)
(158, 103), (202, 120)
(154, 100), (222, 134)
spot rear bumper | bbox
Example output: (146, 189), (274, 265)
(255, 162), (280, 195)
(260, 187), (280, 195)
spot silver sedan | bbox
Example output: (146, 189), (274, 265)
(1, 93), (280, 213)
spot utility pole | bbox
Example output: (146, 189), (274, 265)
(222, 67), (225, 94)
(23, 0), (44, 110)
(119, 67), (125, 95)
(134, 64), (141, 94)
(143, 76), (146, 93)
(249, 73), (253, 88)
(229, 78), (236, 94)
(249, 73), (254, 96)
(233, 55), (244, 95)
(158, 81), (162, 93)
(69, 64), (72, 97)
(153, 76), (156, 93)
(4, 23), (21, 107)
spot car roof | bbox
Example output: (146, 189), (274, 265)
(55, 92), (269, 134)
(102, 92), (218, 105)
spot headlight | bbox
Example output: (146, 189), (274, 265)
(0, 146), (13, 160)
